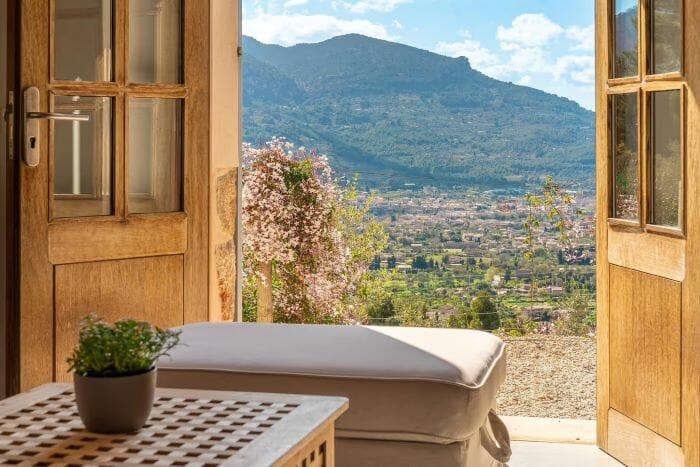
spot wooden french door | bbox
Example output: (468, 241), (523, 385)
(16, 0), (209, 391)
(597, 0), (700, 465)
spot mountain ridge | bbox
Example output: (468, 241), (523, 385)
(243, 34), (595, 188)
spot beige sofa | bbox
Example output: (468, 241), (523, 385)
(158, 323), (511, 466)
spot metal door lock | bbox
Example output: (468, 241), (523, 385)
(23, 87), (89, 168)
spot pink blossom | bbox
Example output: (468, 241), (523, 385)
(242, 139), (370, 323)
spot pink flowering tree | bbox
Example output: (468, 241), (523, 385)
(242, 139), (387, 324)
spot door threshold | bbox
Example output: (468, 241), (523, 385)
(502, 415), (596, 445)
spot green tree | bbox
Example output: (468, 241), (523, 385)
(523, 176), (582, 315)
(555, 282), (595, 336)
(471, 293), (500, 331)
(497, 307), (537, 337)
(447, 304), (482, 330)
(412, 255), (429, 270)
(395, 298), (432, 327)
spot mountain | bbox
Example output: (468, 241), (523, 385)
(243, 34), (595, 188)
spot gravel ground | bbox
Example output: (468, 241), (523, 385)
(496, 336), (596, 420)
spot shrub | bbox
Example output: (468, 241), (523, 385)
(471, 293), (500, 330)
(495, 306), (537, 337)
(67, 315), (180, 377)
(554, 284), (596, 336)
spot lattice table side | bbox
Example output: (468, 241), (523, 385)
(0, 384), (348, 467)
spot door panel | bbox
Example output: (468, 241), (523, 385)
(54, 255), (184, 380)
(608, 409), (684, 466)
(48, 213), (187, 264)
(18, 0), (209, 391)
(609, 266), (681, 444)
(607, 227), (685, 281)
(597, 0), (697, 463)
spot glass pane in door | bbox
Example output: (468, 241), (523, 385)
(612, 0), (639, 78)
(53, 95), (113, 218)
(650, 0), (682, 75)
(129, 0), (182, 84)
(128, 98), (182, 214)
(54, 0), (113, 82)
(611, 93), (639, 220)
(650, 90), (682, 227)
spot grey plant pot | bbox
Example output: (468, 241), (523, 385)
(74, 367), (156, 434)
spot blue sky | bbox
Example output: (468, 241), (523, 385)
(243, 0), (595, 110)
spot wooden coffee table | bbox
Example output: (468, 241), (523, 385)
(0, 383), (348, 466)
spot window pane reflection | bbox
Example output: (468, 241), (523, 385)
(53, 95), (113, 218)
(128, 98), (182, 214)
(128, 0), (182, 84)
(650, 0), (682, 75)
(54, 0), (113, 82)
(611, 93), (639, 220)
(613, 0), (639, 78)
(650, 90), (682, 228)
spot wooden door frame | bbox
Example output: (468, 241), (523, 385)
(682, 1), (700, 464)
(596, 0), (700, 464)
(7, 0), (241, 394)
(0, 0), (242, 395)
(3, 0), (20, 398)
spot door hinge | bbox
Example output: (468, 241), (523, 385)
(237, 46), (243, 57)
(3, 91), (14, 160)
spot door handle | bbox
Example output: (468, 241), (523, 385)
(26, 112), (89, 122)
(23, 87), (90, 168)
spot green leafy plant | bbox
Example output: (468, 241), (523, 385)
(67, 315), (181, 377)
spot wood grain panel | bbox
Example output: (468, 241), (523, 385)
(54, 256), (184, 381)
(683, 0), (700, 464)
(48, 213), (187, 264)
(183, 0), (210, 323)
(608, 409), (684, 467)
(19, 0), (54, 391)
(607, 227), (685, 281)
(609, 265), (681, 445)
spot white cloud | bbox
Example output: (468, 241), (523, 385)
(284, 0), (309, 7)
(435, 32), (499, 69)
(244, 12), (392, 46)
(566, 24), (594, 51)
(497, 14), (563, 51)
(336, 0), (411, 14)
(434, 17), (594, 108)
(392, 19), (403, 29)
(486, 15), (594, 88)
(553, 55), (595, 84)
(503, 47), (548, 74)
(436, 29), (549, 78)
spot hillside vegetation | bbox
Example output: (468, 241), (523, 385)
(243, 34), (595, 188)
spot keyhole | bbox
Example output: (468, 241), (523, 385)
(29, 137), (36, 149)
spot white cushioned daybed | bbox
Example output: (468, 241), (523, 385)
(157, 323), (511, 466)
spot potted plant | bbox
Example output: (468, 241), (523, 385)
(67, 315), (180, 434)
